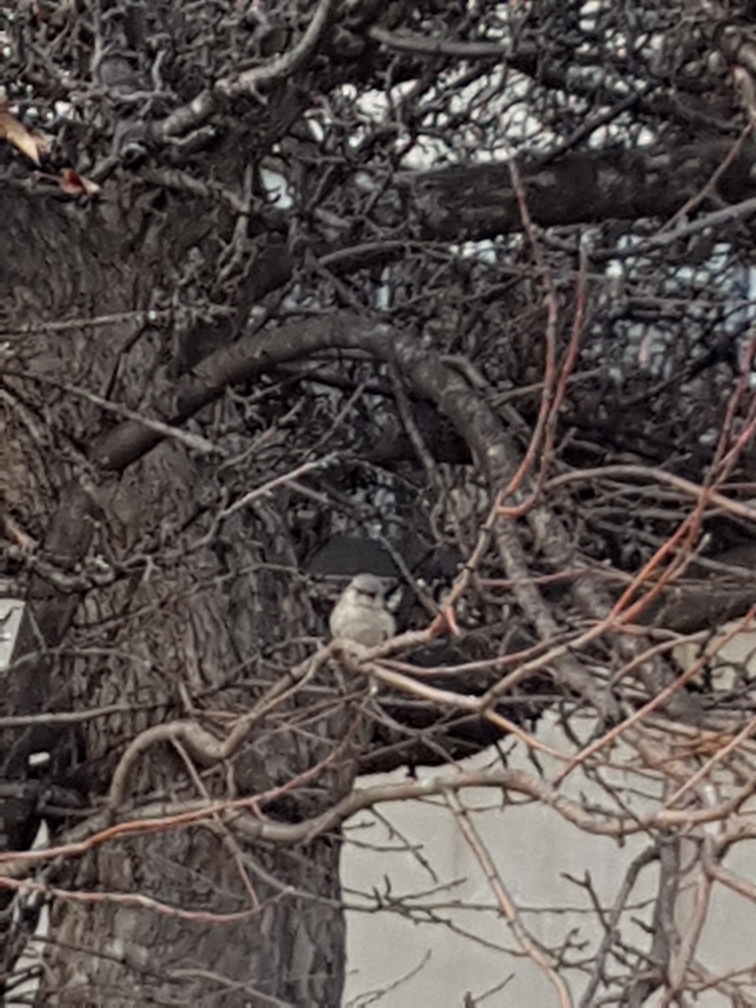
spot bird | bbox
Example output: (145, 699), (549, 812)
(329, 573), (396, 646)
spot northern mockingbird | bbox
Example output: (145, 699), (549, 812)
(329, 573), (396, 646)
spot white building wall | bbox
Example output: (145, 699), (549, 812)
(343, 628), (756, 1007)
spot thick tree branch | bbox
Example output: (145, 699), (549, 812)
(391, 139), (756, 241)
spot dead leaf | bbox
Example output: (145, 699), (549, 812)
(59, 167), (101, 197)
(0, 109), (43, 164)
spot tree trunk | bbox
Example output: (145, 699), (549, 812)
(1, 187), (351, 1006)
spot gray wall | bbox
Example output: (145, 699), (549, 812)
(343, 629), (756, 1007)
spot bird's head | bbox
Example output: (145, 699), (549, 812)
(348, 573), (385, 601)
